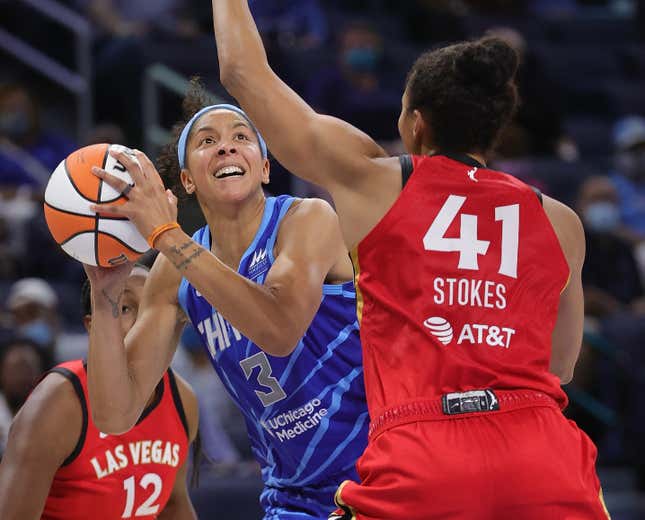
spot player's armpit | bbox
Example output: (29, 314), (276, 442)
(0, 373), (81, 519)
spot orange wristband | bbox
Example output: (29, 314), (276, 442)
(147, 222), (180, 248)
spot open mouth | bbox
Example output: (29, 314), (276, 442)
(213, 165), (246, 179)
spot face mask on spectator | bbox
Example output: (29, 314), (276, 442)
(0, 109), (31, 141)
(19, 319), (54, 348)
(583, 201), (621, 233)
(344, 47), (378, 72)
(616, 149), (645, 182)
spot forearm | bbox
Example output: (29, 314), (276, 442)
(0, 472), (49, 519)
(157, 229), (301, 354)
(212, 0), (268, 85)
(87, 291), (144, 432)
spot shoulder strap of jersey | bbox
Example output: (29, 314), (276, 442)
(531, 186), (543, 206)
(266, 196), (296, 263)
(48, 365), (88, 467)
(400, 155), (414, 189)
(166, 369), (189, 438)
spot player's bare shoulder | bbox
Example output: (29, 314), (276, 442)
(6, 371), (82, 462)
(542, 195), (585, 268)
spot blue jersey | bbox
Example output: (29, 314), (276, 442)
(178, 196), (368, 518)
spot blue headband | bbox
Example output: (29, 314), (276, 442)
(177, 104), (268, 169)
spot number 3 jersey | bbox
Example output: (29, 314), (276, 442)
(178, 195), (368, 515)
(351, 154), (570, 421)
(42, 360), (189, 520)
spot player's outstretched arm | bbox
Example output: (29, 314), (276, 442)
(86, 255), (185, 434)
(543, 195), (586, 384)
(0, 374), (81, 519)
(158, 373), (199, 520)
(212, 1), (402, 246)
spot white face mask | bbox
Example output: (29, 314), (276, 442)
(583, 201), (621, 233)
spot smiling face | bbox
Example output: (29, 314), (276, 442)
(180, 110), (270, 205)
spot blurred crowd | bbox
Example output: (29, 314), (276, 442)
(1, 0), (645, 496)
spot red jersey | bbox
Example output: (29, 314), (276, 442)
(351, 154), (569, 420)
(42, 360), (189, 520)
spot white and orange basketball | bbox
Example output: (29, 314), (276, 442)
(44, 143), (148, 267)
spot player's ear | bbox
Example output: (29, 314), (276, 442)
(412, 109), (433, 149)
(180, 169), (196, 194)
(83, 315), (91, 333)
(261, 158), (270, 185)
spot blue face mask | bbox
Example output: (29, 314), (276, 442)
(19, 320), (54, 348)
(583, 202), (621, 233)
(344, 47), (378, 72)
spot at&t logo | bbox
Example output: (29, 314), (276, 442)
(423, 316), (453, 345)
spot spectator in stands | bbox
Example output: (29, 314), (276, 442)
(0, 83), (75, 188)
(611, 115), (645, 240)
(84, 123), (126, 146)
(5, 278), (61, 369)
(77, 0), (202, 40)
(577, 176), (644, 317)
(306, 20), (401, 141)
(488, 27), (574, 160)
(75, 0), (204, 144)
(250, 0), (328, 49)
(386, 0), (468, 44)
(0, 338), (44, 455)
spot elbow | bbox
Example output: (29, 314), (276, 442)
(559, 370), (574, 385)
(258, 326), (302, 358)
(553, 364), (575, 385)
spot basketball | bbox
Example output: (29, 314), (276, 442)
(43, 143), (149, 267)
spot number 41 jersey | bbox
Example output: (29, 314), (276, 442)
(178, 196), (368, 514)
(351, 154), (570, 420)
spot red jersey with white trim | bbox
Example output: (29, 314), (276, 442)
(42, 360), (189, 520)
(351, 154), (570, 419)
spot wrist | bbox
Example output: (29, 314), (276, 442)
(155, 227), (187, 253)
(147, 222), (181, 249)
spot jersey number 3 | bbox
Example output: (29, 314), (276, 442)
(423, 195), (519, 278)
(240, 352), (287, 407)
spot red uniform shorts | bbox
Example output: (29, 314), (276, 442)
(333, 391), (610, 520)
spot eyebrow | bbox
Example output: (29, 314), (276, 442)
(232, 121), (251, 130)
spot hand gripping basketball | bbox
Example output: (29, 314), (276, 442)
(91, 148), (178, 241)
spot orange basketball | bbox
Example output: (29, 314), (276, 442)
(43, 143), (149, 267)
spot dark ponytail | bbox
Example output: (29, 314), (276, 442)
(406, 36), (520, 154)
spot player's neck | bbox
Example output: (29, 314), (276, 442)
(202, 192), (267, 267)
(421, 145), (487, 167)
